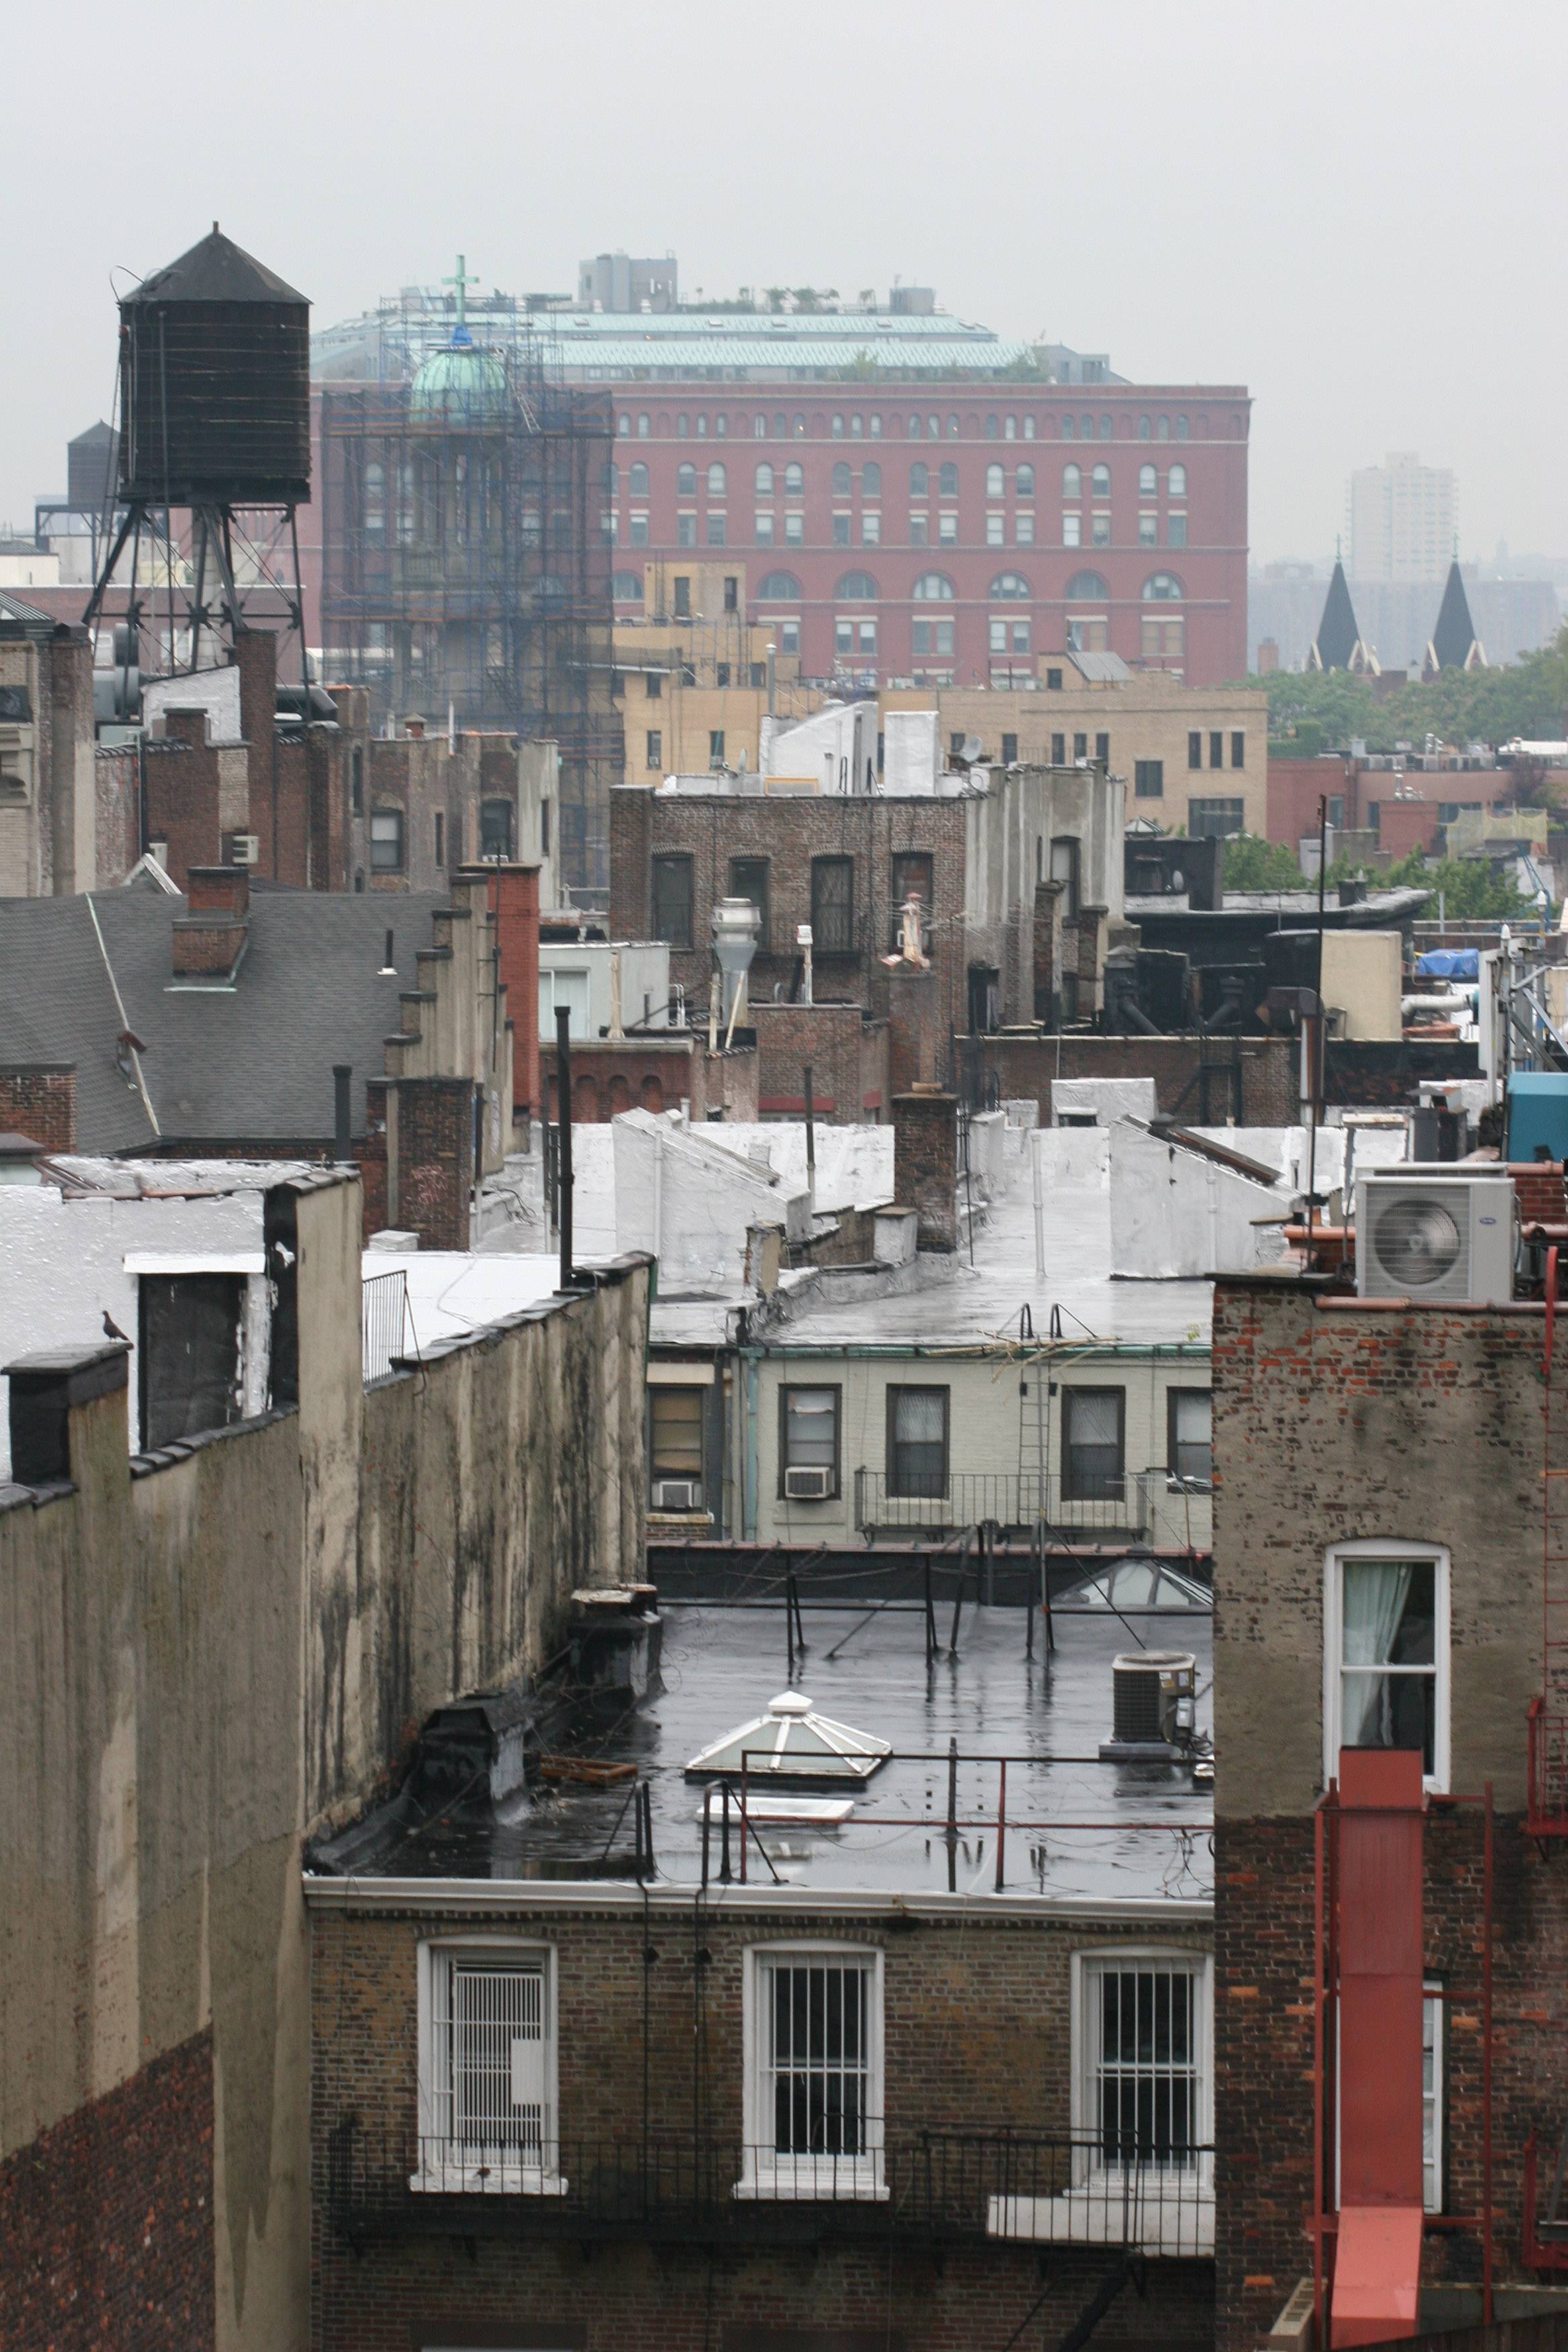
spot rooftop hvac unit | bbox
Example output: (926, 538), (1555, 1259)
(650, 1478), (701, 1513)
(783, 1467), (832, 1501)
(1101, 1650), (1197, 1761)
(1356, 1171), (1516, 1304)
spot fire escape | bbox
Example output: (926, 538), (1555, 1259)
(1523, 1250), (1568, 2269)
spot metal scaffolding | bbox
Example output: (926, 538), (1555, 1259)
(318, 283), (620, 894)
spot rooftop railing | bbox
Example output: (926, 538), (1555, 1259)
(361, 1268), (409, 1383)
(852, 1468), (1211, 1551)
(327, 2122), (1215, 2259)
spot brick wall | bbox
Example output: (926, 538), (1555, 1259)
(309, 1899), (1213, 2352)
(363, 1074), (477, 1251)
(544, 1040), (761, 1125)
(891, 1091), (958, 1251)
(93, 745), (140, 884)
(0, 2028), (213, 2352)
(751, 1001), (890, 1120)
(1325, 1038), (1481, 1106)
(1210, 1276), (1568, 2349)
(0, 1063), (75, 1153)
(976, 1031), (1300, 1126)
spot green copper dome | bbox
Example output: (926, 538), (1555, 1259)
(410, 333), (510, 426)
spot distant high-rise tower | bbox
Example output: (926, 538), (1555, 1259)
(1346, 452), (1456, 586)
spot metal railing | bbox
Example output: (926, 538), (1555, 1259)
(852, 1468), (1212, 1549)
(327, 2123), (1215, 2257)
(361, 1269), (409, 1382)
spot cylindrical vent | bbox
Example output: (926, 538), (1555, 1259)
(1112, 1650), (1196, 1744)
(117, 229), (309, 506)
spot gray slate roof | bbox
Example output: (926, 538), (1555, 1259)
(0, 887), (452, 1151)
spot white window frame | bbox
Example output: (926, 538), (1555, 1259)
(413, 1937), (566, 2195)
(1071, 1949), (1214, 2182)
(738, 1942), (886, 2201)
(1423, 1979), (1444, 2214)
(1322, 1540), (1450, 1794)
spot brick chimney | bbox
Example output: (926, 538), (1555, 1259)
(173, 865), (250, 980)
(465, 861), (540, 1132)
(891, 1089), (959, 1253)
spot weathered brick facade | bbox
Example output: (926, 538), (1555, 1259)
(891, 1091), (959, 1251)
(308, 1895), (1214, 2352)
(544, 1038), (761, 1125)
(973, 1030), (1300, 1126)
(1211, 1275), (1568, 2349)
(0, 1063), (76, 1153)
(750, 1001), (890, 1120)
(0, 2028), (215, 2352)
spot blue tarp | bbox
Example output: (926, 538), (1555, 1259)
(1416, 948), (1481, 981)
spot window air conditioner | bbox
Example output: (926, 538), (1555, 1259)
(230, 832), (260, 866)
(783, 1467), (832, 1500)
(1356, 1171), (1517, 1304)
(651, 1478), (700, 1512)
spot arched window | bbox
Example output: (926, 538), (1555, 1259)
(948, 415), (960, 436)
(1062, 415), (1076, 441)
(835, 570), (878, 600)
(832, 461), (852, 496)
(1142, 571), (1185, 600)
(755, 461), (775, 495)
(938, 461), (958, 496)
(707, 462), (726, 497)
(1157, 415), (1171, 441)
(1168, 464), (1187, 497)
(869, 414), (883, 438)
(910, 461), (929, 495)
(927, 415), (940, 440)
(1004, 415), (1017, 441)
(863, 460), (881, 497)
(1065, 570), (1111, 600)
(1091, 464), (1110, 497)
(677, 414), (689, 438)
(1176, 415), (1190, 441)
(715, 414), (728, 438)
(637, 413), (650, 437)
(850, 413), (863, 438)
(1138, 416), (1151, 441)
(677, 462), (697, 497)
(912, 572), (956, 599)
(832, 413), (845, 438)
(1080, 414), (1094, 439)
(616, 413), (630, 437)
(1138, 463), (1157, 497)
(986, 462), (1005, 497)
(1099, 415), (1112, 440)
(989, 571), (1030, 599)
(756, 571), (803, 599)
(1063, 463), (1082, 497)
(1016, 463), (1034, 497)
(611, 570), (642, 601)
(754, 414), (767, 438)
(363, 460), (385, 535)
(630, 461), (649, 496)
(784, 461), (804, 494)
(774, 412), (787, 437)
(792, 413), (805, 437)
(908, 413), (921, 438)
(985, 414), (999, 440)
(695, 415), (708, 438)
(1023, 415), (1036, 440)
(605, 460), (619, 496)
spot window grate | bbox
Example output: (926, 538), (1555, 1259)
(765, 1963), (869, 2157)
(1093, 1967), (1197, 2170)
(434, 1959), (548, 2161)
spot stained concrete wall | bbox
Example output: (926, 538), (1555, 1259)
(0, 1175), (650, 2352)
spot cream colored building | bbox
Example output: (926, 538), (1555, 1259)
(613, 560), (822, 786)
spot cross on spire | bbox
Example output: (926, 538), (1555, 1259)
(442, 254), (476, 332)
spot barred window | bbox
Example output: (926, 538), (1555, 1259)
(1083, 1959), (1205, 2169)
(417, 1947), (560, 2192)
(810, 856), (855, 953)
(744, 1948), (883, 2198)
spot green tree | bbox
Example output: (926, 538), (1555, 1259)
(1216, 832), (1308, 890)
(1375, 850), (1534, 919)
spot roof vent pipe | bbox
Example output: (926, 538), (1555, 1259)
(712, 895), (759, 1032)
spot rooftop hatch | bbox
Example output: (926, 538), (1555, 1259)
(684, 1689), (890, 1781)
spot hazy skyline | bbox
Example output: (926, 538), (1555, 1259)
(4, 0), (1563, 571)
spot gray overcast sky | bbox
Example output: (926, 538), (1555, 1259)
(4, 0), (1563, 566)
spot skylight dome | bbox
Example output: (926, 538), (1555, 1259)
(683, 1689), (890, 1781)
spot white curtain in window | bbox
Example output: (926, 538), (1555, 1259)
(1341, 1559), (1412, 1745)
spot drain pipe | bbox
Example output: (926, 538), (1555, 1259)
(803, 1064), (816, 1215)
(555, 1003), (575, 1289)
(333, 1065), (352, 1161)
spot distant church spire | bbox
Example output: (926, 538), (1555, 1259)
(1426, 556), (1485, 673)
(1309, 555), (1376, 674)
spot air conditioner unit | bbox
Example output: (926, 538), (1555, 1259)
(1357, 1171), (1517, 1304)
(783, 1467), (832, 1500)
(651, 1478), (700, 1512)
(230, 832), (260, 866)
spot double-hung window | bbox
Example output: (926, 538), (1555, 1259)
(810, 855), (855, 953)
(1324, 1541), (1449, 1790)
(886, 1385), (948, 1498)
(1063, 1387), (1124, 1502)
(415, 1943), (562, 2193)
(741, 1946), (885, 2199)
(1167, 1389), (1212, 1488)
(780, 1384), (840, 1500)
(650, 852), (694, 948)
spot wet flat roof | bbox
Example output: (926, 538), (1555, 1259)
(768, 1169), (1213, 1353)
(364, 1588), (1213, 1909)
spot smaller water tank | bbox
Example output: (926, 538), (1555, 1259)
(1111, 1651), (1197, 1747)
